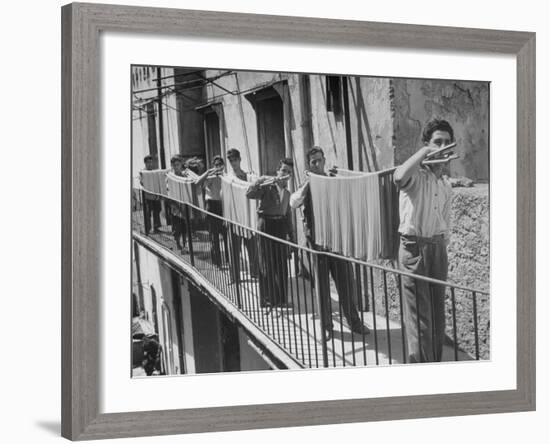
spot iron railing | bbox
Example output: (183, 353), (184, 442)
(132, 188), (490, 368)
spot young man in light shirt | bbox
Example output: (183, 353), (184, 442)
(141, 154), (162, 235)
(168, 155), (188, 252)
(393, 118), (455, 363)
(196, 155), (227, 267)
(226, 148), (259, 281)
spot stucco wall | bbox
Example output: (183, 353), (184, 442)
(447, 185), (490, 359)
(369, 185), (490, 359)
(203, 70), (287, 174)
(348, 77), (394, 171)
(392, 78), (489, 181)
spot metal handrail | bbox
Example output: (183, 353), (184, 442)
(135, 186), (489, 296)
(133, 188), (490, 368)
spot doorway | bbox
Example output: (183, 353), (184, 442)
(255, 93), (285, 175)
(203, 109), (221, 165)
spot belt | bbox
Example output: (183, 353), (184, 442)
(400, 233), (445, 244)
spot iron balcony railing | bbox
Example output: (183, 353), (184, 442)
(132, 187), (490, 369)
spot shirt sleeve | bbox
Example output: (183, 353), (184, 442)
(398, 168), (422, 193)
(290, 181), (310, 209)
(286, 205), (295, 240)
(245, 178), (265, 199)
(442, 184), (453, 245)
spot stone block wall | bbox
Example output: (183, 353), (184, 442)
(368, 185), (490, 360)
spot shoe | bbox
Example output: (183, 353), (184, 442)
(350, 323), (371, 336)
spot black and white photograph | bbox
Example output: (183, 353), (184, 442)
(1, 0), (544, 441)
(131, 66), (490, 376)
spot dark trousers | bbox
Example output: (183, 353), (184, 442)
(314, 251), (362, 332)
(257, 216), (290, 307)
(143, 196), (161, 234)
(399, 234), (448, 363)
(228, 230), (259, 283)
(171, 214), (186, 249)
(206, 199), (228, 266)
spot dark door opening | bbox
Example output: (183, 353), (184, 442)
(256, 95), (285, 175)
(204, 110), (221, 165)
(220, 314), (241, 372)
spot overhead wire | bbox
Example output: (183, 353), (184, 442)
(132, 70), (234, 95)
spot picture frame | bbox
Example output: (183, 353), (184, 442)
(61, 2), (535, 440)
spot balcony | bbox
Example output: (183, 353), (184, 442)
(132, 189), (489, 369)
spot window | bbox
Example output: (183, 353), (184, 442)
(326, 75), (343, 116)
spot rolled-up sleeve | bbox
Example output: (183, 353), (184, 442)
(395, 168), (421, 193)
(290, 181), (309, 209)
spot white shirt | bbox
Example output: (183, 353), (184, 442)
(398, 167), (453, 241)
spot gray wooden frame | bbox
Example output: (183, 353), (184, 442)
(61, 2), (536, 440)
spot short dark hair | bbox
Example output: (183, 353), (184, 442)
(421, 118), (454, 144)
(279, 157), (294, 169)
(170, 154), (183, 165)
(143, 155), (154, 163)
(306, 146), (325, 163)
(185, 157), (200, 174)
(226, 148), (241, 159)
(212, 155), (225, 165)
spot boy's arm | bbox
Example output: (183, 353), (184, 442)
(394, 146), (438, 189)
(290, 179), (310, 209)
(195, 167), (220, 187)
(246, 176), (269, 199)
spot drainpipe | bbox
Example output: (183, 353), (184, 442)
(156, 67), (167, 169)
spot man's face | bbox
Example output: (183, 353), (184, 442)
(277, 164), (293, 183)
(426, 130), (452, 149)
(426, 130), (452, 178)
(308, 152), (325, 174)
(172, 160), (184, 174)
(145, 159), (154, 170)
(213, 159), (224, 170)
(228, 156), (241, 171)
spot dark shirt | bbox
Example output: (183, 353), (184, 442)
(246, 180), (291, 218)
(246, 180), (294, 237)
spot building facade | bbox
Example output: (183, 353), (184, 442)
(132, 67), (489, 185)
(132, 242), (275, 375)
